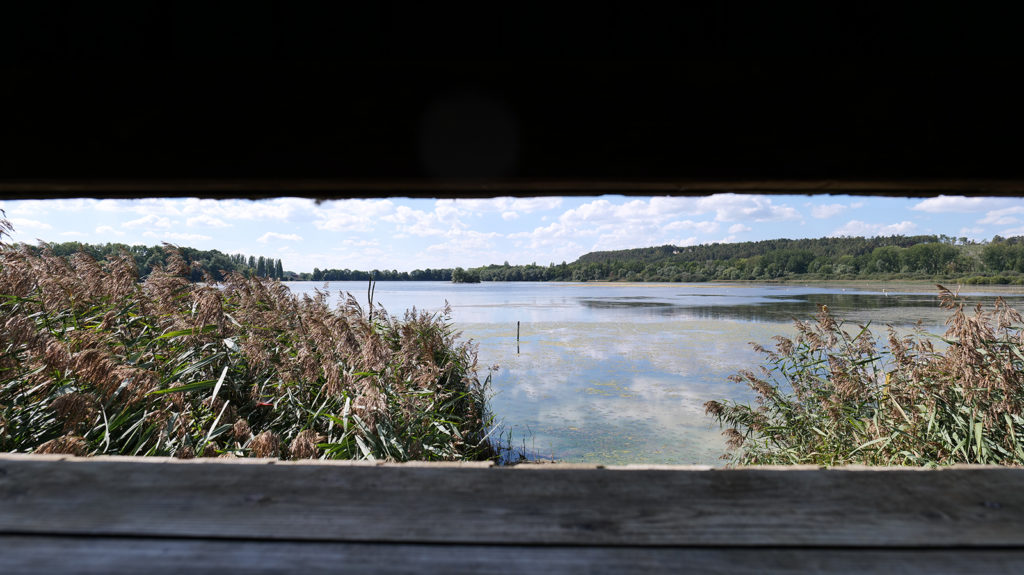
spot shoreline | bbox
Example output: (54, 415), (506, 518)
(284, 278), (1024, 296)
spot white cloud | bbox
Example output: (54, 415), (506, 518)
(48, 198), (312, 224)
(95, 225), (125, 236)
(315, 199), (395, 232)
(339, 239), (380, 248)
(186, 214), (232, 228)
(257, 232), (303, 243)
(811, 204), (845, 218)
(49, 199), (96, 212)
(425, 230), (500, 252)
(92, 198), (181, 216)
(507, 197), (564, 212)
(123, 214), (172, 229)
(501, 211), (519, 220)
(442, 196), (563, 217)
(10, 218), (52, 230)
(143, 231), (211, 242)
(695, 194), (800, 222)
(383, 205), (445, 236)
(508, 221), (587, 263)
(508, 221), (590, 244)
(1, 199), (96, 216)
(83, 197), (307, 228)
(419, 229), (506, 267)
(380, 202), (476, 237)
(806, 201), (864, 219)
(998, 225), (1024, 237)
(984, 216), (1020, 226)
(555, 197), (702, 233)
(590, 228), (662, 252)
(830, 220), (917, 237)
(518, 195), (796, 258)
(180, 198), (309, 221)
(94, 200), (127, 212)
(980, 206), (1024, 226)
(508, 196), (721, 259)
(664, 220), (719, 233)
(912, 195), (1001, 213)
(959, 227), (985, 237)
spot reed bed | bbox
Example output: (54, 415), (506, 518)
(0, 219), (496, 461)
(707, 285), (1024, 466)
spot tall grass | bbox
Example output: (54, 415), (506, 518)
(706, 285), (1024, 466)
(0, 217), (496, 461)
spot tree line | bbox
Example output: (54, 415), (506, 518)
(308, 235), (1024, 284)
(27, 242), (290, 282)
(311, 267), (453, 282)
(461, 235), (1024, 284)
(24, 234), (1024, 285)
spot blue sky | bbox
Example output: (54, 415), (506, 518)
(2, 194), (1023, 273)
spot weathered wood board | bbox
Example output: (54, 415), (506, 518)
(4, 536), (1024, 575)
(2, 454), (1023, 572)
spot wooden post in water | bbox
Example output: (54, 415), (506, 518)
(517, 321), (520, 355)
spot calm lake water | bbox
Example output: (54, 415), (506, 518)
(283, 281), (1024, 465)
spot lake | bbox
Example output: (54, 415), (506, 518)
(283, 281), (1024, 465)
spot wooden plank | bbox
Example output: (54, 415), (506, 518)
(3, 536), (1024, 575)
(2, 454), (1024, 547)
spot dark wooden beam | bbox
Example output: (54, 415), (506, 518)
(2, 179), (1024, 201)
(3, 8), (1021, 195)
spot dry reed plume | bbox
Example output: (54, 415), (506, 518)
(707, 284), (1024, 466)
(0, 215), (496, 461)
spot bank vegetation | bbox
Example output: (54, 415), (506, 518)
(0, 216), (496, 461)
(707, 285), (1024, 466)
(28, 233), (1024, 285)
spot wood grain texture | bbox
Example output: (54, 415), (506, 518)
(2, 455), (1023, 547)
(3, 536), (1024, 575)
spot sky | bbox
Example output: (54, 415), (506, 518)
(2, 194), (1023, 274)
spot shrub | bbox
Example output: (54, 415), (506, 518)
(705, 285), (1024, 466)
(0, 237), (496, 461)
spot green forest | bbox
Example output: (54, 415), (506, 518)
(26, 242), (290, 282)
(26, 234), (1024, 285)
(461, 234), (1024, 284)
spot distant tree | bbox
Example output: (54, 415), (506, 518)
(275, 259), (284, 279)
(868, 246), (903, 274)
(451, 267), (480, 283)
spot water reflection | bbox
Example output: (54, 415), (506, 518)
(576, 290), (1024, 327)
(472, 318), (786, 465)
(283, 281), (1024, 465)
